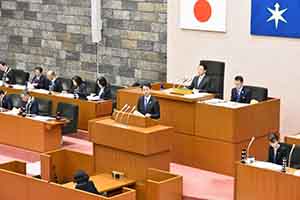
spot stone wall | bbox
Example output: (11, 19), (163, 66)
(0, 0), (167, 85)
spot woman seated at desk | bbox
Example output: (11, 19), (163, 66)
(71, 76), (88, 99)
(96, 77), (112, 100)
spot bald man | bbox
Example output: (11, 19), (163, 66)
(46, 71), (63, 92)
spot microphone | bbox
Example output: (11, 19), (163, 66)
(126, 106), (136, 125)
(288, 144), (296, 168)
(246, 136), (256, 158)
(115, 104), (128, 122)
(119, 105), (131, 123)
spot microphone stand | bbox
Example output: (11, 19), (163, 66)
(119, 106), (131, 124)
(246, 136), (256, 159)
(126, 106), (136, 125)
(288, 144), (296, 168)
(115, 104), (128, 122)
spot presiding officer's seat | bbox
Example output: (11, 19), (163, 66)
(36, 98), (52, 116)
(57, 77), (73, 92)
(200, 60), (225, 99)
(56, 102), (79, 134)
(7, 94), (22, 108)
(244, 86), (268, 102)
(13, 69), (30, 85)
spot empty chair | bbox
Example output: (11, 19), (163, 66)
(35, 98), (52, 116)
(289, 144), (300, 169)
(7, 94), (22, 108)
(111, 85), (125, 109)
(57, 77), (73, 92)
(200, 60), (225, 99)
(85, 80), (97, 95)
(56, 102), (79, 134)
(244, 86), (268, 102)
(13, 69), (30, 85)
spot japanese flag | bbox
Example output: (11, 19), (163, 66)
(180, 0), (227, 32)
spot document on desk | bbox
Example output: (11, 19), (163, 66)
(249, 161), (282, 171)
(87, 95), (100, 101)
(162, 88), (211, 99)
(30, 115), (56, 122)
(13, 84), (26, 90)
(56, 93), (75, 99)
(32, 89), (50, 94)
(203, 98), (248, 109)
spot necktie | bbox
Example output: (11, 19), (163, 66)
(237, 89), (241, 101)
(197, 76), (203, 89)
(273, 150), (277, 163)
(144, 98), (148, 112)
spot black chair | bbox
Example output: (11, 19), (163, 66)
(56, 102), (79, 134)
(35, 98), (52, 116)
(13, 69), (30, 85)
(57, 77), (73, 92)
(85, 80), (97, 95)
(289, 144), (300, 169)
(7, 94), (22, 108)
(111, 85), (125, 109)
(244, 86), (268, 102)
(200, 60), (225, 99)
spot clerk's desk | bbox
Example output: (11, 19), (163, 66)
(235, 161), (300, 200)
(0, 84), (112, 130)
(0, 110), (66, 152)
(117, 83), (280, 176)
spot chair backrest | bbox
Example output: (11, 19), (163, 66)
(111, 85), (125, 109)
(290, 144), (300, 169)
(200, 60), (225, 98)
(56, 102), (78, 134)
(7, 94), (22, 108)
(35, 98), (52, 116)
(244, 85), (268, 102)
(57, 77), (73, 92)
(13, 69), (30, 85)
(85, 80), (97, 95)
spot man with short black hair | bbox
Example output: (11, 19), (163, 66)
(0, 90), (13, 110)
(20, 91), (39, 115)
(268, 133), (290, 165)
(230, 75), (252, 103)
(0, 62), (16, 85)
(31, 67), (48, 89)
(137, 83), (160, 119)
(188, 64), (212, 92)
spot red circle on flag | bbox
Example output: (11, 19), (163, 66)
(194, 0), (212, 22)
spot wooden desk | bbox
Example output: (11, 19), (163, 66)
(285, 134), (300, 145)
(62, 173), (135, 193)
(235, 162), (300, 200)
(0, 85), (112, 130)
(0, 112), (65, 152)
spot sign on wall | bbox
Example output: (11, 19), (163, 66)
(251, 0), (300, 38)
(179, 0), (227, 32)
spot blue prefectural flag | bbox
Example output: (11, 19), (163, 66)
(251, 0), (300, 38)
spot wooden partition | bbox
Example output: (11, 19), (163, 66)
(41, 149), (94, 183)
(0, 160), (26, 174)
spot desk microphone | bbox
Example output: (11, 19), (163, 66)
(246, 136), (256, 158)
(126, 106), (136, 125)
(119, 105), (131, 123)
(288, 144), (296, 168)
(115, 104), (128, 122)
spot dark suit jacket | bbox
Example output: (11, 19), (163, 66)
(188, 75), (211, 92)
(47, 79), (63, 93)
(22, 99), (39, 115)
(72, 83), (88, 99)
(231, 87), (252, 104)
(2, 68), (16, 85)
(0, 95), (13, 110)
(31, 75), (48, 90)
(75, 181), (100, 195)
(268, 143), (290, 165)
(96, 86), (112, 100)
(137, 96), (160, 119)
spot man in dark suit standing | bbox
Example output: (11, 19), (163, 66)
(0, 90), (13, 110)
(230, 76), (252, 104)
(137, 83), (160, 119)
(20, 91), (39, 115)
(188, 64), (212, 92)
(46, 70), (63, 93)
(31, 67), (48, 90)
(268, 133), (290, 165)
(0, 62), (16, 85)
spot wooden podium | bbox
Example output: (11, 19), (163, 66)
(89, 112), (173, 181)
(117, 83), (280, 176)
(235, 162), (300, 200)
(0, 112), (66, 152)
(0, 85), (112, 130)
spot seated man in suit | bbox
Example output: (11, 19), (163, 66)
(0, 90), (13, 110)
(0, 62), (16, 85)
(20, 91), (39, 115)
(268, 133), (290, 165)
(71, 75), (88, 99)
(188, 64), (211, 92)
(137, 83), (160, 119)
(46, 70), (63, 93)
(230, 76), (252, 103)
(73, 170), (101, 195)
(31, 67), (48, 90)
(96, 77), (112, 100)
